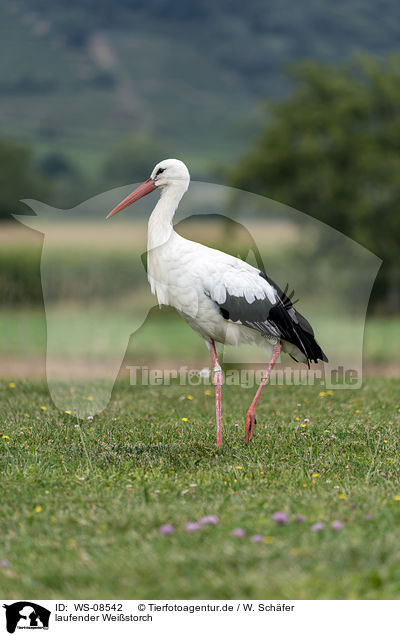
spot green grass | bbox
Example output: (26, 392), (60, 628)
(1, 378), (400, 599)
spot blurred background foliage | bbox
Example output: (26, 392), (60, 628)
(0, 0), (399, 375)
(229, 57), (400, 313)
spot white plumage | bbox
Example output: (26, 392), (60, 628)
(107, 158), (327, 447)
(149, 232), (276, 346)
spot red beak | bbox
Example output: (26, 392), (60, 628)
(106, 178), (156, 219)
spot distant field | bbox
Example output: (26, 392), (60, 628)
(1, 378), (400, 599)
(0, 305), (399, 379)
(0, 219), (298, 250)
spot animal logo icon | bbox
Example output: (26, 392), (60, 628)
(3, 602), (51, 633)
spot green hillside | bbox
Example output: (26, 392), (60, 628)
(2, 0), (400, 177)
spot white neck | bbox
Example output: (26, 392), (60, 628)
(147, 181), (187, 250)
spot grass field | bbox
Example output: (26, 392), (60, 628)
(1, 377), (400, 599)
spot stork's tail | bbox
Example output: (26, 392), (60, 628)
(292, 321), (328, 366)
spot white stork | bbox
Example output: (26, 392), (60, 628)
(106, 158), (327, 447)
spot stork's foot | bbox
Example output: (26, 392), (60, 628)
(245, 410), (257, 444)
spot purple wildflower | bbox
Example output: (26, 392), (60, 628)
(311, 522), (325, 532)
(232, 528), (246, 538)
(251, 534), (263, 544)
(331, 520), (343, 530)
(186, 522), (201, 532)
(0, 560), (10, 568)
(364, 514), (372, 521)
(272, 511), (288, 525)
(159, 524), (174, 535)
(198, 515), (219, 526)
(296, 514), (306, 523)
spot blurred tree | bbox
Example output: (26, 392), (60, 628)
(230, 56), (400, 312)
(101, 133), (167, 190)
(0, 139), (49, 221)
(38, 151), (86, 208)
(39, 152), (76, 178)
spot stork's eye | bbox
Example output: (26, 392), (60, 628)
(156, 167), (165, 177)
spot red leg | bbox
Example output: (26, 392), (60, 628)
(206, 340), (223, 448)
(245, 342), (282, 444)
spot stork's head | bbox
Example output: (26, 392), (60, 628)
(106, 158), (190, 219)
(151, 158), (190, 186)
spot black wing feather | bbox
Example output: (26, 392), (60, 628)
(213, 271), (328, 366)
